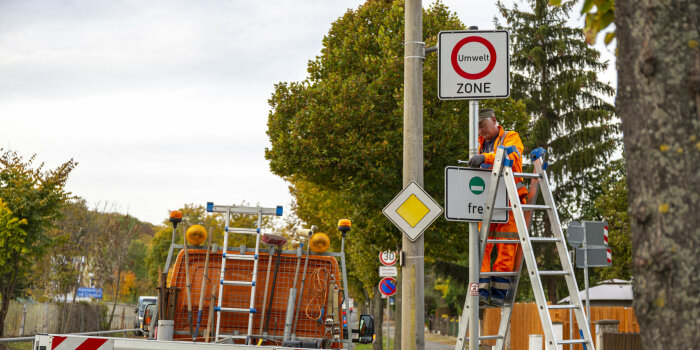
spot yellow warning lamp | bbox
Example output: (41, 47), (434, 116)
(186, 224), (208, 246)
(169, 210), (183, 228)
(337, 219), (351, 237)
(309, 232), (330, 253)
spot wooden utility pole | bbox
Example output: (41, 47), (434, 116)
(402, 0), (424, 349)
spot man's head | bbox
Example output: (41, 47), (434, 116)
(478, 108), (500, 140)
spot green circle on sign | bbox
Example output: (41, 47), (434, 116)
(469, 176), (486, 195)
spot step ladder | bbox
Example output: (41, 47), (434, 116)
(454, 146), (595, 350)
(206, 202), (283, 344)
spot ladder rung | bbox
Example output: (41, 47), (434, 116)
(558, 339), (590, 345)
(215, 307), (257, 313)
(548, 304), (578, 309)
(539, 270), (570, 276)
(513, 172), (542, 179)
(480, 304), (506, 309)
(479, 335), (504, 340)
(486, 239), (520, 244)
(494, 204), (550, 211)
(529, 237), (560, 242)
(226, 228), (258, 235)
(223, 253), (257, 261)
(221, 280), (255, 287)
(480, 271), (519, 277)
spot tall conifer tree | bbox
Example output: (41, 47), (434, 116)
(497, 0), (618, 301)
(498, 0), (617, 215)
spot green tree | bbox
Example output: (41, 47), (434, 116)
(0, 149), (76, 336)
(497, 0), (617, 302)
(0, 199), (28, 292)
(498, 0), (617, 215)
(593, 160), (631, 280)
(265, 1), (529, 344)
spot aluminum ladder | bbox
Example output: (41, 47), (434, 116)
(454, 146), (595, 350)
(206, 202), (283, 344)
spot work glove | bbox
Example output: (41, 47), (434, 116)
(467, 154), (485, 168)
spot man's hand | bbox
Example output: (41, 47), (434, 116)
(467, 154), (485, 168)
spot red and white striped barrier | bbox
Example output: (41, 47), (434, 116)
(603, 226), (609, 244)
(51, 336), (113, 350)
(604, 226), (612, 263)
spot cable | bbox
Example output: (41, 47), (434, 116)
(304, 267), (330, 321)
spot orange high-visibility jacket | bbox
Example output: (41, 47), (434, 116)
(478, 125), (528, 198)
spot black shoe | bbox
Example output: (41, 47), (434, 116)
(490, 297), (504, 307)
(479, 295), (489, 307)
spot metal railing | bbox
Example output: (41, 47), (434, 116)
(0, 328), (139, 343)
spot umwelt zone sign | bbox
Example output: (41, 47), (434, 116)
(438, 30), (509, 100)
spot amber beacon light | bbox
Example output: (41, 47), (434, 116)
(337, 219), (352, 236)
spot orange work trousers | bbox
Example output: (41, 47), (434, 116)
(480, 204), (522, 273)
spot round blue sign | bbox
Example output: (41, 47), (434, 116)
(379, 277), (397, 297)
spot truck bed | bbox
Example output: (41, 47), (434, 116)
(167, 248), (342, 342)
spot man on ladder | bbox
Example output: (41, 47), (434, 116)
(466, 108), (528, 307)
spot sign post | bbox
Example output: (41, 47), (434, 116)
(378, 250), (397, 350)
(439, 27), (510, 350)
(567, 221), (612, 319)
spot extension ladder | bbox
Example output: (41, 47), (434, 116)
(206, 202), (283, 344)
(454, 146), (595, 350)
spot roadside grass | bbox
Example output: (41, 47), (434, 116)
(355, 336), (395, 350)
(4, 340), (32, 350)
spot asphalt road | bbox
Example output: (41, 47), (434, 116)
(425, 340), (455, 350)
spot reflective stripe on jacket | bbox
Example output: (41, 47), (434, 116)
(478, 125), (528, 198)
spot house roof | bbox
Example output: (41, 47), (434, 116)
(558, 279), (633, 303)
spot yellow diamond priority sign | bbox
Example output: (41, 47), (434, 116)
(383, 182), (443, 241)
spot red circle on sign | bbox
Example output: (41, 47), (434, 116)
(379, 250), (397, 266)
(450, 36), (497, 80)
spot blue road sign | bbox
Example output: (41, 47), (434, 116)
(379, 277), (397, 297)
(77, 287), (103, 299)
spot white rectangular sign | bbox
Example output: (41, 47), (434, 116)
(444, 166), (509, 223)
(379, 266), (398, 277)
(438, 30), (509, 100)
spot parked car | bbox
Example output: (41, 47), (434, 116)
(133, 296), (157, 335)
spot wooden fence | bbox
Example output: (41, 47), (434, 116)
(2, 301), (137, 337)
(481, 303), (640, 350)
(602, 332), (641, 350)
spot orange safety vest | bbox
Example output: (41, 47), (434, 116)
(478, 125), (528, 199)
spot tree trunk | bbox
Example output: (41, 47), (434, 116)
(63, 259), (85, 333)
(372, 286), (383, 350)
(0, 260), (19, 337)
(107, 268), (122, 329)
(616, 0), (700, 347)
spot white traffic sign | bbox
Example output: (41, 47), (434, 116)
(379, 266), (398, 277)
(383, 182), (443, 241)
(379, 250), (398, 266)
(444, 166), (509, 222)
(438, 30), (509, 100)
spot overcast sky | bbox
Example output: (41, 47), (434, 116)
(0, 0), (615, 225)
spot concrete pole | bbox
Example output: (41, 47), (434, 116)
(468, 99), (480, 350)
(402, 0), (424, 350)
